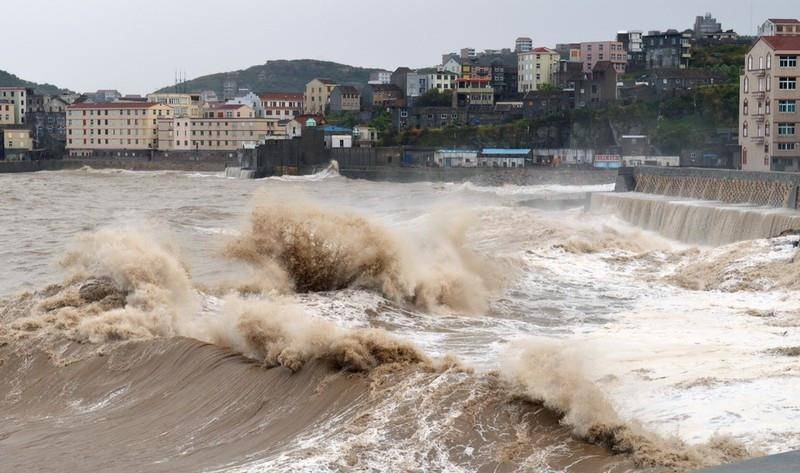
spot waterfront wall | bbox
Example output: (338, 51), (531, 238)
(616, 166), (800, 209)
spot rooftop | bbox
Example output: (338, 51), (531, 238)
(260, 92), (304, 101)
(68, 102), (160, 109)
(761, 35), (800, 51)
(768, 18), (800, 24)
(334, 85), (360, 95)
(482, 148), (531, 155)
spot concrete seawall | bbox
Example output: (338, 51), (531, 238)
(615, 166), (800, 209)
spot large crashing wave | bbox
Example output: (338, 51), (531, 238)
(1, 229), (427, 373)
(225, 192), (501, 313)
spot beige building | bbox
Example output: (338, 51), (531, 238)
(146, 93), (201, 117)
(0, 100), (15, 125)
(2, 127), (34, 160)
(304, 78), (338, 114)
(260, 92), (304, 120)
(518, 47), (561, 93)
(65, 102), (173, 156)
(157, 104), (277, 151)
(739, 36), (800, 172)
(0, 87), (33, 124)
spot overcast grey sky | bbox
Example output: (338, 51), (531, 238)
(2, 0), (797, 94)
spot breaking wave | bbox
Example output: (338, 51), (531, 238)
(267, 160), (340, 181)
(225, 191), (502, 313)
(502, 338), (752, 471)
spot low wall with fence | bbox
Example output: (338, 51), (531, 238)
(615, 166), (800, 209)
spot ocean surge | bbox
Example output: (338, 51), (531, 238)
(501, 338), (752, 471)
(1, 228), (427, 374)
(225, 192), (500, 313)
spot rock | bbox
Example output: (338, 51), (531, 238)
(78, 277), (125, 304)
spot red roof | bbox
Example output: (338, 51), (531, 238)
(761, 35), (800, 51)
(768, 18), (800, 24)
(68, 102), (159, 109)
(260, 92), (304, 101)
(532, 47), (555, 53)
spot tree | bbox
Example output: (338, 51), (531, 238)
(415, 89), (453, 107)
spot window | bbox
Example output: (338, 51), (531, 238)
(779, 56), (797, 68)
(743, 121), (748, 137)
(744, 77), (749, 93)
(748, 55), (753, 70)
(767, 55), (772, 69)
(779, 77), (797, 90)
(779, 100), (797, 113)
(778, 123), (796, 136)
(778, 142), (796, 151)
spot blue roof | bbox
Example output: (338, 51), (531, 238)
(437, 149), (478, 153)
(320, 125), (352, 134)
(481, 148), (531, 155)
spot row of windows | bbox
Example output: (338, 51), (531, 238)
(743, 77), (797, 92)
(748, 55), (798, 70)
(743, 99), (797, 114)
(69, 138), (154, 146)
(742, 122), (796, 137)
(70, 108), (169, 117)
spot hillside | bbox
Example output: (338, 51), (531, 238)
(0, 69), (70, 95)
(153, 59), (385, 95)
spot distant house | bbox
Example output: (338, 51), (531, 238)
(286, 114), (325, 138)
(321, 125), (353, 148)
(433, 149), (478, 168)
(361, 84), (403, 109)
(368, 71), (392, 85)
(1, 127), (34, 161)
(521, 90), (575, 117)
(644, 68), (728, 96)
(478, 148), (530, 168)
(353, 125), (378, 147)
(304, 78), (338, 115)
(758, 18), (800, 37)
(391, 106), (467, 131)
(643, 30), (692, 69)
(391, 67), (421, 103)
(329, 85), (361, 113)
(260, 92), (304, 120)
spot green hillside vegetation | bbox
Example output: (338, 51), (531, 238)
(154, 59), (385, 95)
(0, 69), (71, 95)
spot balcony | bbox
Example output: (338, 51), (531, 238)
(751, 91), (765, 99)
(752, 68), (766, 77)
(750, 135), (765, 144)
(751, 113), (766, 121)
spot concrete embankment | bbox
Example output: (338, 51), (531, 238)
(0, 156), (234, 174)
(596, 167), (800, 244)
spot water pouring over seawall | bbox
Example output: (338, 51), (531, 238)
(591, 192), (800, 245)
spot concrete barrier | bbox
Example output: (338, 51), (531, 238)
(615, 166), (800, 209)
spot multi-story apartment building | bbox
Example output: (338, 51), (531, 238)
(517, 47), (560, 93)
(453, 77), (494, 107)
(304, 78), (338, 114)
(617, 31), (644, 68)
(0, 87), (33, 124)
(579, 41), (627, 74)
(361, 84), (403, 109)
(515, 37), (533, 53)
(146, 93), (201, 118)
(157, 104), (275, 151)
(368, 71), (392, 85)
(426, 69), (459, 92)
(643, 30), (692, 69)
(0, 100), (15, 125)
(758, 19), (800, 37)
(260, 92), (304, 120)
(391, 68), (421, 103)
(739, 36), (800, 172)
(329, 86), (361, 112)
(65, 102), (173, 156)
(693, 13), (722, 39)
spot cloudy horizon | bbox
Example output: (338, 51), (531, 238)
(2, 0), (798, 94)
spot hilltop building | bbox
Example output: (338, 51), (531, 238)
(0, 87), (33, 124)
(517, 47), (560, 93)
(304, 78), (338, 115)
(758, 19), (800, 37)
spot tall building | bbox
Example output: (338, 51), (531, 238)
(515, 37), (533, 53)
(304, 78), (338, 114)
(579, 41), (627, 74)
(0, 87), (33, 124)
(758, 19), (800, 37)
(617, 31), (644, 68)
(739, 36), (800, 172)
(517, 48), (560, 93)
(260, 92), (304, 119)
(693, 13), (722, 39)
(643, 30), (692, 69)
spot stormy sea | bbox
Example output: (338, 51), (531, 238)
(1, 164), (798, 473)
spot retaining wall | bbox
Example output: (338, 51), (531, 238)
(616, 166), (800, 209)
